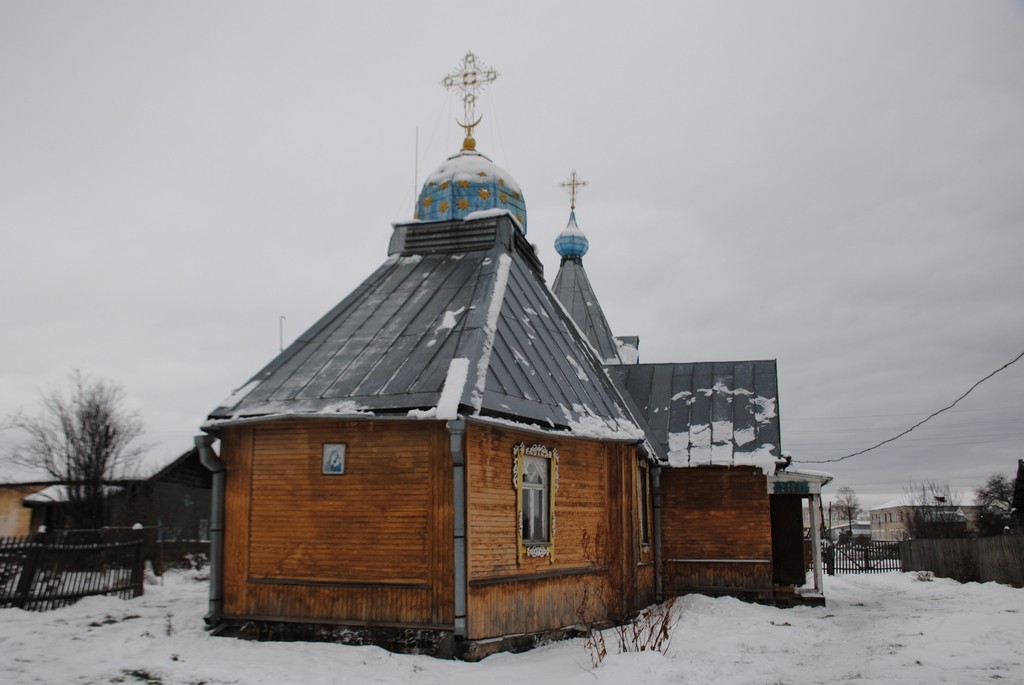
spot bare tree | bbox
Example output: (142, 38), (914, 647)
(903, 480), (966, 539)
(974, 472), (1016, 536)
(7, 371), (145, 529)
(833, 486), (861, 538)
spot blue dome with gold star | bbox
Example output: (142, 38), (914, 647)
(415, 149), (527, 233)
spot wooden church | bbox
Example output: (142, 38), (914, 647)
(196, 53), (831, 658)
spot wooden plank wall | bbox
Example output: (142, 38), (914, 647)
(900, 536), (1024, 587)
(464, 424), (651, 639)
(220, 420), (453, 628)
(660, 466), (773, 597)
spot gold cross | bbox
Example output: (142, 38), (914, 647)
(442, 52), (499, 148)
(560, 170), (588, 211)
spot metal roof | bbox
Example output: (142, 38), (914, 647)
(608, 360), (782, 469)
(552, 256), (623, 364)
(207, 215), (640, 440)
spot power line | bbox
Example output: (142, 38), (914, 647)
(785, 404), (1024, 421)
(795, 347), (1024, 464)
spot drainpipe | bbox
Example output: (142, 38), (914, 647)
(447, 420), (467, 638)
(652, 464), (663, 601)
(195, 433), (224, 626)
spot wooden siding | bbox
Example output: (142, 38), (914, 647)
(660, 466), (773, 596)
(464, 423), (651, 639)
(220, 420), (453, 627)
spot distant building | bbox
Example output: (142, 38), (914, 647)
(828, 520), (871, 542)
(870, 496), (979, 540)
(1, 448), (210, 541)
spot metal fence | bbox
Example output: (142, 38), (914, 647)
(0, 529), (145, 611)
(823, 541), (903, 575)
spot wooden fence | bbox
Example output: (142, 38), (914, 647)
(0, 529), (145, 611)
(823, 541), (902, 575)
(900, 536), (1024, 588)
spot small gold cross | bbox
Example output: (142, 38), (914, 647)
(442, 52), (499, 148)
(560, 170), (588, 211)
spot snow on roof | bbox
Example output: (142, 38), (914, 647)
(24, 484), (125, 504)
(469, 252), (512, 413)
(610, 361), (783, 474)
(870, 493), (971, 512)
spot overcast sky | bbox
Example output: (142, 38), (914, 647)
(2, 1), (1022, 510)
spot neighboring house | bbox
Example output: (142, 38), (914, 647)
(0, 461), (55, 537)
(18, 447), (211, 541)
(0, 483), (53, 537)
(827, 521), (871, 542)
(870, 496), (978, 540)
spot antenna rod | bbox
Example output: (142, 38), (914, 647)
(279, 315), (286, 352)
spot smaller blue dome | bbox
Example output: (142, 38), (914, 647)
(554, 211), (589, 258)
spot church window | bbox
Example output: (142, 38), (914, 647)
(514, 443), (558, 563)
(522, 457), (548, 542)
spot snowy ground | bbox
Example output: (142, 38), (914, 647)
(1, 571), (1022, 685)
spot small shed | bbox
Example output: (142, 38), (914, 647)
(19, 447), (211, 541)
